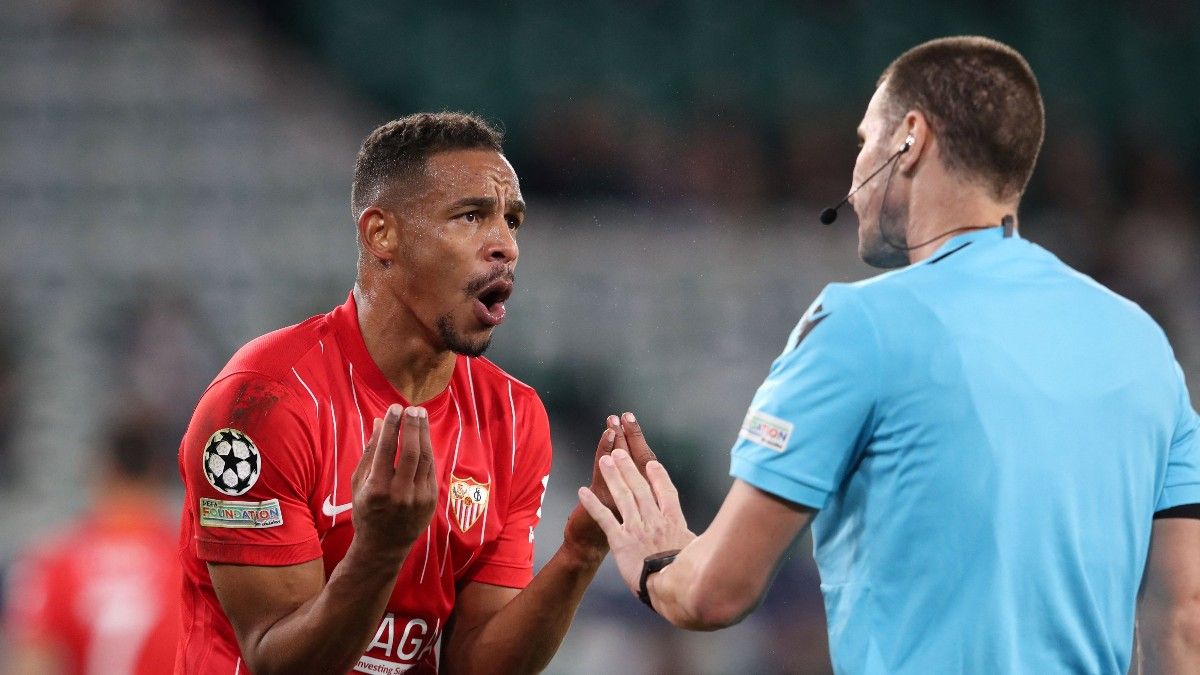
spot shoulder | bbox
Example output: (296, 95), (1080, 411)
(842, 264), (929, 306)
(187, 318), (334, 452)
(218, 313), (332, 384)
(465, 358), (550, 442)
(197, 313), (334, 416)
(1061, 264), (1164, 328)
(795, 281), (883, 344)
(466, 357), (542, 404)
(1032, 247), (1175, 355)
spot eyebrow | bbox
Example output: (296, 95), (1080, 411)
(449, 196), (526, 215)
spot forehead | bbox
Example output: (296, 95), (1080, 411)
(858, 81), (892, 135)
(421, 148), (520, 198)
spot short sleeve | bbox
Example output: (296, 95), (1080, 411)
(464, 393), (553, 589)
(181, 372), (322, 565)
(1156, 362), (1200, 512)
(729, 285), (880, 510)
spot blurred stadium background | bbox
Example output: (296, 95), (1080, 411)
(0, 0), (1197, 673)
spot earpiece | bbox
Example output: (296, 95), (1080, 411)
(902, 134), (915, 151)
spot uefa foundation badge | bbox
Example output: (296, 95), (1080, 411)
(739, 410), (794, 453)
(449, 475), (490, 532)
(202, 428), (262, 496)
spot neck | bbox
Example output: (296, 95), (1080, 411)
(353, 283), (457, 404)
(905, 180), (1017, 264)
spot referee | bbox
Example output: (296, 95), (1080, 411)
(579, 36), (1200, 673)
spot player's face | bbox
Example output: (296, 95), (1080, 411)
(851, 82), (910, 269)
(392, 149), (524, 357)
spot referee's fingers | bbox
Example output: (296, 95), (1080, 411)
(612, 447), (658, 515)
(647, 461), (686, 528)
(598, 453), (641, 525)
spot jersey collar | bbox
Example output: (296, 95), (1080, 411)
(330, 292), (453, 415)
(922, 224), (1020, 264)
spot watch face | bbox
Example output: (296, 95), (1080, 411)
(645, 549), (682, 571)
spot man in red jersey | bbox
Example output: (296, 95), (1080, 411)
(175, 112), (645, 675)
(4, 414), (182, 675)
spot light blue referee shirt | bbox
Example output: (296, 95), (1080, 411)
(730, 227), (1200, 673)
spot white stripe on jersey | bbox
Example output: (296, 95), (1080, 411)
(478, 469), (491, 548)
(292, 367), (320, 415)
(348, 361), (367, 454)
(329, 395), (339, 526)
(508, 381), (517, 474)
(418, 523), (431, 584)
(454, 548), (480, 578)
(465, 358), (482, 441)
(439, 386), (464, 576)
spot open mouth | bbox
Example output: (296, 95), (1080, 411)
(472, 278), (513, 327)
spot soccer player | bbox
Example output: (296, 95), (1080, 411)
(3, 413), (182, 675)
(579, 37), (1200, 673)
(175, 113), (647, 674)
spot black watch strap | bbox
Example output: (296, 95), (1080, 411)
(638, 549), (682, 612)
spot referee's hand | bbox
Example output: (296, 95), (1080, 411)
(578, 443), (696, 599)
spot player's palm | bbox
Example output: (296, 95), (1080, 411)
(351, 405), (438, 557)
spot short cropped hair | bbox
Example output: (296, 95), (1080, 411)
(104, 413), (167, 480)
(879, 36), (1045, 202)
(351, 112), (504, 218)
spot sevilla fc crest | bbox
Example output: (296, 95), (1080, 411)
(450, 475), (490, 532)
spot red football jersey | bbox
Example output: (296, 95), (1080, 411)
(175, 293), (553, 675)
(3, 500), (182, 675)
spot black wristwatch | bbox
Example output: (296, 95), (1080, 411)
(638, 549), (682, 612)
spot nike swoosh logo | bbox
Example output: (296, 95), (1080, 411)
(321, 495), (353, 517)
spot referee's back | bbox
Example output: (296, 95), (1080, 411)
(817, 227), (1196, 672)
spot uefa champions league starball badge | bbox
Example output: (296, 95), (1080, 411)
(202, 428), (262, 496)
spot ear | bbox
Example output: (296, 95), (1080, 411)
(896, 110), (932, 175)
(357, 206), (399, 265)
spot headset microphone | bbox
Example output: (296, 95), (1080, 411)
(819, 134), (914, 225)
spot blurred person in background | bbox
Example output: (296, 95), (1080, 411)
(580, 36), (1200, 673)
(175, 112), (648, 675)
(1, 411), (181, 675)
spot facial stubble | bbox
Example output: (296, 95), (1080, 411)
(436, 314), (492, 358)
(859, 159), (912, 269)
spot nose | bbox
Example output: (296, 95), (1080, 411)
(484, 221), (518, 265)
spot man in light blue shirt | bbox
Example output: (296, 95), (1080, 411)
(578, 36), (1200, 673)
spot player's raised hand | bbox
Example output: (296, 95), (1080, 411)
(578, 448), (696, 598)
(563, 412), (662, 561)
(351, 405), (438, 558)
(612, 411), (657, 472)
(562, 420), (622, 560)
